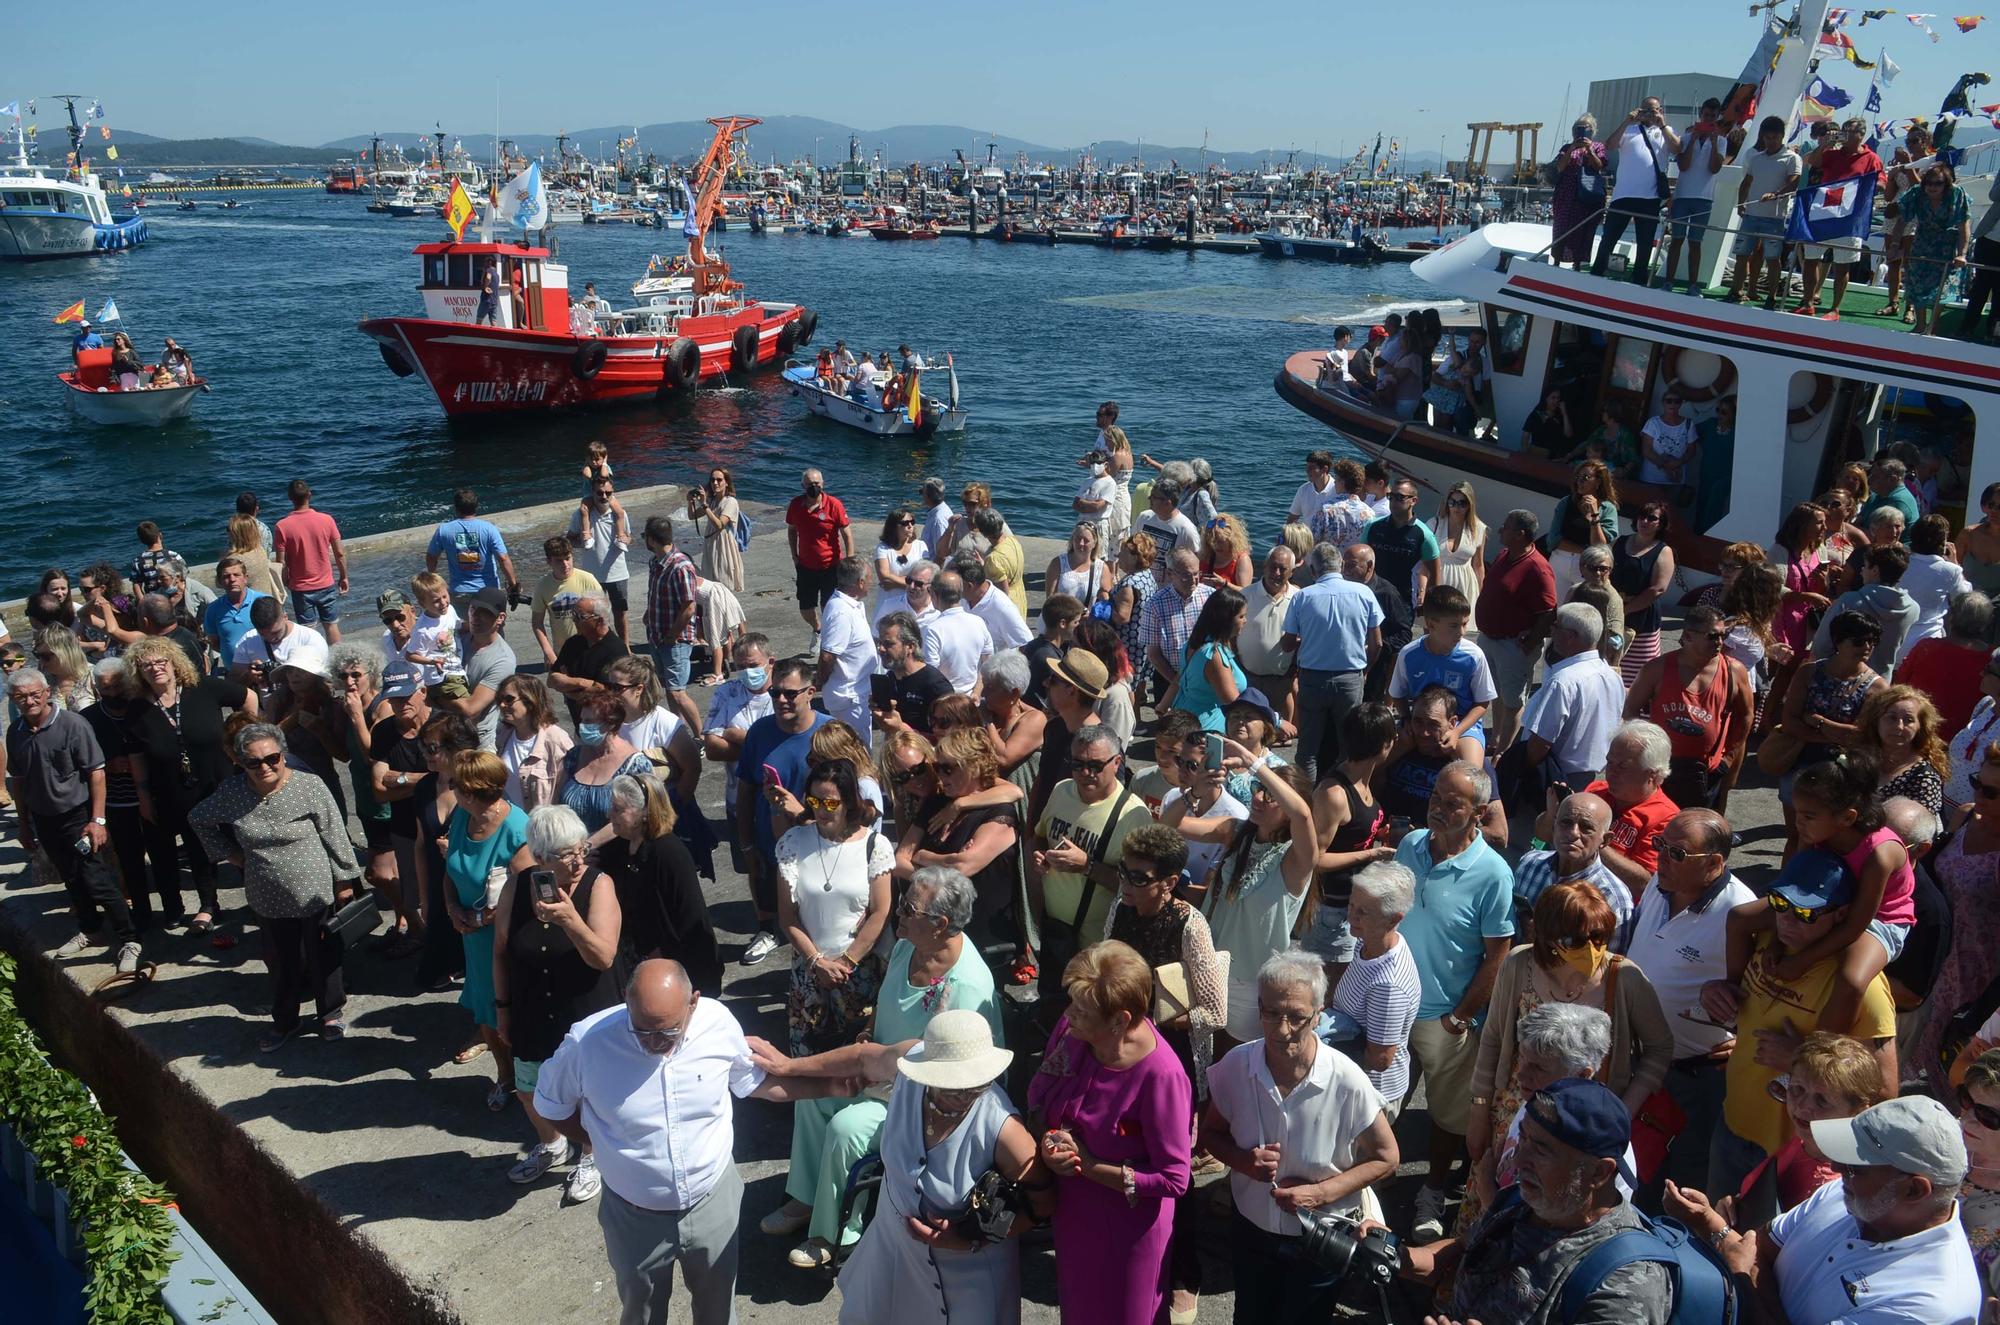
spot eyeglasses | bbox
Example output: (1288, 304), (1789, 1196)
(1249, 785), (1278, 804)
(894, 517), (915, 526)
(1553, 933), (1613, 951)
(1390, 492), (1417, 503)
(245, 751), (285, 770)
(1959, 1085), (2000, 1131)
(805, 795), (844, 813)
(1767, 892), (1829, 924)
(1257, 1006), (1315, 1032)
(630, 1025), (684, 1051)
(1117, 863), (1167, 885)
(1071, 755), (1117, 776)
(609, 681), (644, 693)
(1447, 497), (1469, 508)
(1650, 834), (1719, 863)
(894, 898), (948, 923)
(771, 685), (812, 702)
(889, 763), (931, 785)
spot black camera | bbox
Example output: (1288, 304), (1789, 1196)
(1298, 1207), (1402, 1289)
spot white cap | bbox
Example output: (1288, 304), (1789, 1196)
(1810, 1095), (1968, 1187)
(275, 634), (330, 681)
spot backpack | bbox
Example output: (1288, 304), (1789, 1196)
(1555, 1205), (1736, 1325)
(734, 508), (754, 552)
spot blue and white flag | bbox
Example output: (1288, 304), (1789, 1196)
(96, 297), (120, 324)
(88, 100), (103, 120)
(1865, 69), (1884, 113)
(679, 178), (701, 238)
(496, 160), (546, 230)
(1785, 170), (1879, 243)
(0, 102), (17, 118)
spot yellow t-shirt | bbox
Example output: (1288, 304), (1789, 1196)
(1724, 934), (1897, 1155)
(534, 568), (603, 654)
(1036, 781), (1153, 939)
(988, 535), (1030, 617)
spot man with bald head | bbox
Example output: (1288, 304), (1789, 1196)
(533, 959), (849, 1324)
(1624, 808), (1755, 1200)
(1512, 790), (1635, 950)
(1142, 547), (1212, 711)
(1343, 541), (1414, 701)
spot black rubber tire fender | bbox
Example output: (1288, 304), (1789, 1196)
(731, 324), (759, 374)
(378, 340), (417, 378)
(571, 340), (608, 380)
(663, 337), (700, 390)
(797, 308), (819, 346)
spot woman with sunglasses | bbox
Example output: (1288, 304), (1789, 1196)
(1427, 481), (1488, 631)
(873, 507), (929, 627)
(34, 625), (97, 711)
(696, 468), (745, 593)
(438, 750), (532, 1104)
(1165, 586), (1247, 734)
(753, 866), (1004, 1270)
(1624, 604), (1754, 811)
(897, 726), (1024, 961)
(1611, 500), (1678, 687)
(493, 674), (573, 813)
(1461, 879), (1671, 1230)
(1954, 1047), (2000, 1279)
(1901, 164), (1971, 337)
(1101, 823), (1225, 1098)
(1046, 519), (1113, 611)
(407, 714), (481, 1007)
(775, 757), (894, 1056)
(882, 729), (939, 829)
(1198, 514), (1253, 592)
(493, 802), (622, 1201)
(189, 722), (362, 1053)
(329, 642), (395, 899)
(1637, 391), (1699, 490)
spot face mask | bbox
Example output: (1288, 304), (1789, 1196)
(806, 484), (823, 497)
(1557, 942), (1607, 978)
(741, 665), (769, 692)
(577, 723), (606, 746)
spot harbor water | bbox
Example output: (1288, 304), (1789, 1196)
(0, 194), (1438, 586)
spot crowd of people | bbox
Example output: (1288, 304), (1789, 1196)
(10, 424), (2000, 1325)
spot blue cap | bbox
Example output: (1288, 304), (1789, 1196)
(380, 660), (421, 700)
(1525, 1078), (1634, 1183)
(1770, 846), (1857, 912)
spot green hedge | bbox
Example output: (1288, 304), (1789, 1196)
(0, 952), (178, 1323)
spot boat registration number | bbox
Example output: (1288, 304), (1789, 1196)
(453, 379), (550, 404)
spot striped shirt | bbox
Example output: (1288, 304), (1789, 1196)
(1330, 939), (1421, 1102)
(1141, 582), (1211, 673)
(646, 548), (699, 647)
(1513, 850), (1636, 952)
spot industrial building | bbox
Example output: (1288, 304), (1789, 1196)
(1585, 72), (1738, 132)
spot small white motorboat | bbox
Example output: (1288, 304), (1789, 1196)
(60, 345), (204, 425)
(782, 354), (967, 438)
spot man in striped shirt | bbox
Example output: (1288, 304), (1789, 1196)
(643, 515), (701, 733)
(1513, 791), (1634, 951)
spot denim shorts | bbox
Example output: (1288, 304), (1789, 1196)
(1300, 904), (1359, 965)
(1667, 196), (1713, 242)
(654, 641), (693, 690)
(290, 584), (339, 625)
(1734, 215), (1785, 261)
(1867, 918), (1910, 962)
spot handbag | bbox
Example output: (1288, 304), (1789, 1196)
(321, 892), (383, 946)
(1152, 950), (1230, 1026)
(1639, 123), (1671, 201)
(947, 1168), (1034, 1246)
(1630, 1087), (1690, 1185)
(1756, 726), (1807, 777)
(1422, 383), (1467, 417)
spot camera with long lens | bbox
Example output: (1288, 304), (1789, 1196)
(1297, 1207), (1402, 1289)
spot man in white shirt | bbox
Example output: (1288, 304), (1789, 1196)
(1590, 96), (1680, 287)
(1726, 114), (1804, 308)
(902, 560), (942, 634)
(922, 570), (994, 694)
(1239, 547), (1299, 735)
(849, 354), (878, 399)
(1517, 603), (1624, 785)
(918, 477), (954, 552)
(816, 557), (879, 743)
(954, 556), (1032, 651)
(1625, 807), (1754, 1201)
(1660, 97), (1725, 292)
(1288, 450), (1339, 524)
(1073, 449), (1117, 546)
(230, 596), (329, 694)
(1137, 476), (1200, 573)
(534, 960), (849, 1325)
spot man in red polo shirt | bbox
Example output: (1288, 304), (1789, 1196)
(1794, 116), (1885, 320)
(1579, 718), (1679, 894)
(785, 467), (852, 634)
(1475, 509), (1558, 752)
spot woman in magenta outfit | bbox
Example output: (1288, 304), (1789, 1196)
(1027, 940), (1192, 1325)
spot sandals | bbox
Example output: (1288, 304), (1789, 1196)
(485, 1081), (511, 1111)
(1879, 302), (1903, 320)
(1789, 303), (1820, 317)
(189, 912), (215, 934)
(453, 1039), (490, 1065)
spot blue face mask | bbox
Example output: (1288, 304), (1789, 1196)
(576, 723), (605, 746)
(741, 665), (769, 692)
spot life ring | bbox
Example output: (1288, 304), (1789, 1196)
(571, 340), (608, 380)
(378, 341), (416, 378)
(663, 337), (700, 390)
(730, 325), (759, 375)
(797, 308), (818, 345)
(1662, 346), (1738, 403)
(777, 319), (800, 356)
(1788, 371), (1835, 426)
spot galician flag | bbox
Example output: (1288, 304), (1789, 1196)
(445, 177), (475, 240)
(496, 160), (546, 230)
(52, 299), (85, 324)
(1785, 170), (1880, 243)
(97, 298), (120, 324)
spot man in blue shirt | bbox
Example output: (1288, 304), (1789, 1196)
(426, 487), (521, 605)
(201, 556), (266, 671)
(1393, 759), (1516, 1243)
(1279, 541), (1383, 779)
(732, 656), (829, 967)
(70, 320), (103, 363)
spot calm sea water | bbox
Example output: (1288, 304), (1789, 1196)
(0, 193), (1440, 587)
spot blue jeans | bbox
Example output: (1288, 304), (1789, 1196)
(652, 641), (693, 690)
(1294, 667), (1365, 781)
(289, 584), (339, 625)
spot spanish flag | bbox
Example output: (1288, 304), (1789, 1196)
(445, 177), (475, 241)
(905, 369), (922, 423)
(53, 299), (86, 324)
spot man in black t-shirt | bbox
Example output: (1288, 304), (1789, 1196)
(872, 611), (953, 737)
(1021, 593), (1084, 710)
(548, 590), (630, 725)
(1363, 478), (1441, 611)
(367, 661), (432, 946)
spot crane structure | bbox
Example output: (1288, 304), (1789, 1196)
(684, 114), (760, 296)
(1463, 121), (1544, 185)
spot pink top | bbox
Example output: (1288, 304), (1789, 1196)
(1774, 551), (1823, 651)
(274, 508), (342, 591)
(1846, 824), (1916, 928)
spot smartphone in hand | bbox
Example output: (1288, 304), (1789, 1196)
(870, 673), (894, 708)
(1204, 732), (1224, 771)
(530, 869), (558, 904)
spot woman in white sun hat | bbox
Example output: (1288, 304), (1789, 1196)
(834, 1008), (1048, 1324)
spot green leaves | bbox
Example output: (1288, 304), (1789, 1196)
(0, 953), (178, 1323)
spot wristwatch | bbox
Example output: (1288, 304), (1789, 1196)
(396, 773), (410, 787)
(91, 816), (107, 826)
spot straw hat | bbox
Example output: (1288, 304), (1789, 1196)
(1049, 647), (1109, 702)
(895, 1009), (1013, 1090)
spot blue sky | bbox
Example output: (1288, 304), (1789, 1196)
(11, 1), (1994, 153)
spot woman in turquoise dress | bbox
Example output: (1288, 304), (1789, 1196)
(443, 750), (532, 1111)
(1169, 586), (1247, 731)
(746, 867), (1005, 1269)
(1904, 166), (1972, 336)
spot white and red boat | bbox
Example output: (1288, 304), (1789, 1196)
(357, 116), (818, 418)
(60, 345), (204, 426)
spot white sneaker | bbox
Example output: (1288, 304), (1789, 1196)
(1410, 1184), (1450, 1243)
(508, 1138), (574, 1185)
(564, 1152), (601, 1203)
(54, 933), (91, 958)
(742, 931), (780, 966)
(115, 942), (142, 975)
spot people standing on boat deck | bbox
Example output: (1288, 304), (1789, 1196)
(1637, 391), (1699, 490)
(273, 479), (349, 645)
(1793, 118), (1884, 320)
(786, 469), (852, 636)
(1659, 98), (1724, 293)
(1591, 97), (1679, 287)
(1862, 456), (1922, 540)
(474, 259), (500, 326)
(69, 318), (102, 364)
(1550, 116), (1607, 269)
(1348, 325), (1388, 391)
(1726, 116), (1804, 309)
(1956, 172), (2000, 341)
(570, 475), (632, 643)
(1900, 165), (1972, 338)
(923, 571), (993, 696)
(1317, 327), (1356, 388)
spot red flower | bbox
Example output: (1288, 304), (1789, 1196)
(70, 1135), (88, 1148)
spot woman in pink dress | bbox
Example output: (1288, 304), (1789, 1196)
(1028, 940), (1192, 1325)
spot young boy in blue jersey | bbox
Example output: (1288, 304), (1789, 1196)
(1386, 584), (1496, 764)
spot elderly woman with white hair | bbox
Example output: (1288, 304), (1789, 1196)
(1468, 1001), (1627, 1208)
(601, 773), (720, 995)
(751, 866), (1005, 1269)
(1328, 861), (1423, 1114)
(494, 801), (622, 1201)
(1199, 947), (1399, 1323)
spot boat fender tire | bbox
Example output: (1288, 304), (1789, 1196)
(912, 407), (940, 442)
(572, 340), (608, 381)
(378, 341), (417, 379)
(777, 319), (801, 356)
(664, 338), (701, 390)
(731, 325), (759, 374)
(797, 308), (819, 346)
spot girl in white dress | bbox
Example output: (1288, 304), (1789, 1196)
(1427, 481), (1488, 634)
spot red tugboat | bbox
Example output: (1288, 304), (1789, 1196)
(357, 116), (817, 418)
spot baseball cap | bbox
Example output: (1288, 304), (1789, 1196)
(376, 589), (410, 618)
(469, 585), (509, 615)
(1225, 687), (1281, 732)
(1525, 1078), (1635, 1185)
(380, 660), (421, 700)
(1770, 846), (1857, 912)
(1367, 325), (1388, 341)
(1810, 1095), (1968, 1186)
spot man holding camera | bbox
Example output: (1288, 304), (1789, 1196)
(1591, 97), (1681, 287)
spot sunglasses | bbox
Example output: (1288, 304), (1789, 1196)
(908, 578), (933, 590)
(894, 898), (947, 922)
(889, 763), (932, 785)
(1173, 754), (1209, 774)
(1071, 755), (1117, 776)
(1117, 863), (1168, 885)
(1553, 933), (1613, 951)
(1767, 891), (1831, 924)
(805, 795), (844, 813)
(1700, 631), (1728, 643)
(771, 685), (812, 702)
(1447, 497), (1469, 508)
(1960, 1085), (2000, 1131)
(1650, 834), (1718, 863)
(245, 751), (285, 770)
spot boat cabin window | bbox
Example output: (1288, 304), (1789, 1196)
(1790, 370), (1976, 531)
(1484, 308), (1532, 376)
